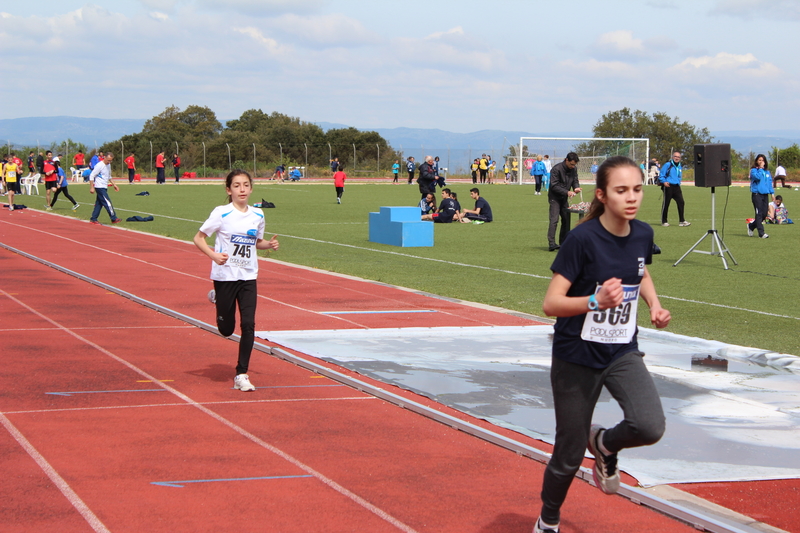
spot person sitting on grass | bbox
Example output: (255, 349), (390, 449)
(422, 188), (461, 223)
(766, 195), (791, 224)
(461, 187), (493, 223)
(419, 192), (436, 216)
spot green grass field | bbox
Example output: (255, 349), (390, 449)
(34, 177), (800, 355)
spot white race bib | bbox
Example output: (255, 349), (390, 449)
(226, 234), (257, 271)
(581, 284), (640, 344)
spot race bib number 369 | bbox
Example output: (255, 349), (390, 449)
(226, 234), (257, 270)
(580, 284), (640, 344)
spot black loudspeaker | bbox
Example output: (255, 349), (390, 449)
(694, 143), (731, 187)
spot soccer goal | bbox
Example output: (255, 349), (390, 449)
(514, 137), (650, 184)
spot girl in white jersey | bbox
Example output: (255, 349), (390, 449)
(193, 170), (279, 392)
(534, 156), (671, 533)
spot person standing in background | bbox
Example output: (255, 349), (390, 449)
(659, 151), (690, 227)
(73, 150), (86, 169)
(547, 153), (582, 251)
(172, 153), (181, 182)
(124, 152), (136, 183)
(155, 150), (166, 184)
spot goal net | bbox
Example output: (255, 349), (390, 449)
(512, 137), (650, 184)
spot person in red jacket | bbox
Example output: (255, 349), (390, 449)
(73, 150), (86, 169)
(333, 165), (347, 204)
(155, 151), (166, 184)
(124, 152), (136, 183)
(172, 153), (181, 182)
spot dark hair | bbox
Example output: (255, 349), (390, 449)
(470, 187), (479, 194)
(224, 169), (253, 204)
(442, 188), (451, 195)
(336, 165), (345, 171)
(566, 152), (580, 163)
(580, 156), (640, 224)
(752, 154), (769, 170)
(451, 192), (458, 200)
(775, 195), (783, 201)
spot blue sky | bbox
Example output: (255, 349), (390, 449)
(2, 0), (798, 133)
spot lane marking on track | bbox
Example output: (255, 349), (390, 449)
(151, 474), (314, 488)
(320, 309), (437, 315)
(1, 289), (417, 533)
(46, 389), (168, 397)
(4, 397), (377, 415)
(0, 412), (112, 533)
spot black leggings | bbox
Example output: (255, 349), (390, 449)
(51, 186), (77, 207)
(540, 351), (665, 524)
(213, 279), (258, 375)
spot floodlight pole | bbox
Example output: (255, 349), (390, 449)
(673, 187), (737, 269)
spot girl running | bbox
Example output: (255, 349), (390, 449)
(193, 169), (279, 392)
(535, 156), (671, 533)
(49, 166), (80, 211)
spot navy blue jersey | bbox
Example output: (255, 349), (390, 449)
(549, 217), (653, 368)
(475, 197), (492, 221)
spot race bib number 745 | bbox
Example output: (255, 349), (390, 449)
(580, 284), (640, 344)
(226, 234), (257, 270)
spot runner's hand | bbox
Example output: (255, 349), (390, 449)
(597, 277), (623, 309)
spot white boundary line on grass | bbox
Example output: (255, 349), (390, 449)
(11, 209), (799, 322)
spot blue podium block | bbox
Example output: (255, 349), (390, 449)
(369, 206), (433, 247)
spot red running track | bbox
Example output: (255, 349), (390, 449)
(0, 209), (795, 532)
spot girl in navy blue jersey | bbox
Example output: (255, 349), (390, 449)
(534, 156), (671, 533)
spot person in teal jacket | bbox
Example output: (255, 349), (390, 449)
(531, 155), (547, 195)
(747, 154), (774, 239)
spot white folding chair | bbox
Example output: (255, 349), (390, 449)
(70, 167), (81, 182)
(21, 173), (40, 195)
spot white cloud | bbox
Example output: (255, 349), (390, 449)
(710, 0), (800, 21)
(149, 11), (169, 21)
(268, 13), (380, 47)
(591, 30), (677, 62)
(671, 52), (781, 81)
(391, 26), (506, 74)
(233, 27), (290, 56)
(195, 0), (325, 16)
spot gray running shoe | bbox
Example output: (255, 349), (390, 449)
(588, 424), (620, 495)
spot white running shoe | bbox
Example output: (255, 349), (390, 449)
(661, 222), (669, 227)
(234, 374), (256, 392)
(761, 233), (769, 239)
(533, 517), (559, 533)
(679, 221), (691, 227)
(207, 289), (216, 304)
(747, 223), (754, 237)
(588, 424), (620, 495)
(72, 203), (80, 211)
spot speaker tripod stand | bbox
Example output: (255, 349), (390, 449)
(673, 187), (737, 269)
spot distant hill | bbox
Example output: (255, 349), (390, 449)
(0, 116), (146, 147)
(3, 117), (798, 156)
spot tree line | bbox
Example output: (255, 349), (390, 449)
(99, 106), (401, 175)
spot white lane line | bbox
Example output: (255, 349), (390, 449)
(659, 295), (799, 320)
(0, 412), (112, 533)
(1, 289), (418, 533)
(4, 396), (378, 415)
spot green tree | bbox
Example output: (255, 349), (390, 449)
(769, 144), (800, 169)
(578, 108), (714, 164)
